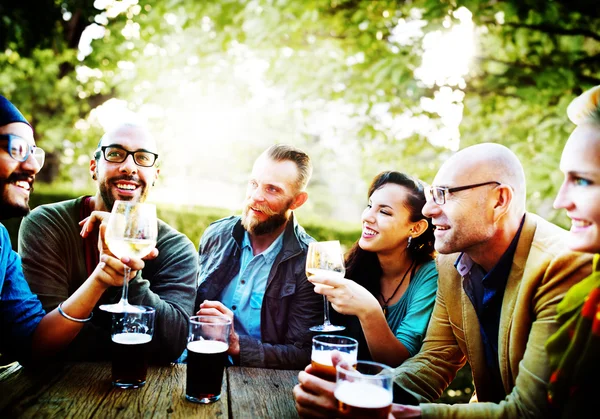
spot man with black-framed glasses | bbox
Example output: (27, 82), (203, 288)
(294, 142), (592, 418)
(18, 122), (198, 364)
(0, 95), (154, 368)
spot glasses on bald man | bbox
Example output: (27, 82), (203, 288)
(95, 144), (158, 168)
(425, 181), (501, 205)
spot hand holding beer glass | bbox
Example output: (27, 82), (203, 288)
(335, 361), (394, 418)
(100, 201), (158, 314)
(110, 306), (155, 389)
(311, 335), (358, 380)
(306, 240), (346, 332)
(186, 315), (231, 404)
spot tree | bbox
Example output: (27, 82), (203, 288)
(1, 0), (598, 223)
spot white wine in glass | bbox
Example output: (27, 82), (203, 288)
(99, 201), (158, 313)
(306, 240), (346, 332)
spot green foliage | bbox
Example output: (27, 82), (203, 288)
(2, 0), (599, 217)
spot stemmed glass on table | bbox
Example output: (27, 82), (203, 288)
(306, 240), (346, 332)
(99, 200), (158, 313)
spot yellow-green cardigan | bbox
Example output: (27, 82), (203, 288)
(393, 213), (592, 418)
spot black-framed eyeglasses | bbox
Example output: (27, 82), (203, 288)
(426, 181), (501, 205)
(95, 145), (158, 168)
(0, 134), (45, 168)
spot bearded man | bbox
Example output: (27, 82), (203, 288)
(19, 122), (198, 363)
(194, 144), (322, 369)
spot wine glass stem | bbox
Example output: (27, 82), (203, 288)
(322, 296), (332, 326)
(121, 266), (131, 306)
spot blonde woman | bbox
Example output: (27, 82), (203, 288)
(546, 84), (600, 418)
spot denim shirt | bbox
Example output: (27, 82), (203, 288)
(219, 231), (284, 340)
(0, 223), (45, 362)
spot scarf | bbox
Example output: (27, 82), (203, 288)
(546, 253), (600, 418)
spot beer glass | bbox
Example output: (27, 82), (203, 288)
(335, 361), (394, 419)
(110, 306), (155, 389)
(186, 315), (231, 404)
(311, 335), (358, 380)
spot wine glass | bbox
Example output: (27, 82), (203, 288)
(99, 201), (158, 313)
(306, 240), (346, 332)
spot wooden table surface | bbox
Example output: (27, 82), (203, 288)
(0, 361), (301, 418)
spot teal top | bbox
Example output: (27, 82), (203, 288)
(331, 259), (438, 360)
(385, 259), (438, 356)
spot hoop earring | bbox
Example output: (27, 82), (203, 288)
(92, 174), (97, 180)
(407, 236), (412, 249)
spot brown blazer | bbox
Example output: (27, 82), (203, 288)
(393, 213), (592, 418)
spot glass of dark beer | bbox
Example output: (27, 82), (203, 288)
(185, 315), (231, 404)
(311, 335), (358, 380)
(335, 360), (394, 418)
(110, 306), (155, 389)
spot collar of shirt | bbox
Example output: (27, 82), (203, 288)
(454, 214), (526, 284)
(241, 231), (284, 263)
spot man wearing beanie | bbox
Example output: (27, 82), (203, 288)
(0, 95), (147, 365)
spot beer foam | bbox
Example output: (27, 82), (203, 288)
(335, 381), (392, 408)
(187, 340), (228, 354)
(311, 350), (357, 366)
(112, 333), (152, 345)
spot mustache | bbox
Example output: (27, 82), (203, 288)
(244, 201), (278, 217)
(109, 175), (142, 184)
(7, 172), (34, 183)
(5, 172), (35, 192)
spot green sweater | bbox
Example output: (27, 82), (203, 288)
(18, 197), (198, 363)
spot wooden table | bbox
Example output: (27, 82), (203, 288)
(0, 361), (301, 418)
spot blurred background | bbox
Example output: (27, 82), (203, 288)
(5, 0), (598, 403)
(2, 0), (599, 227)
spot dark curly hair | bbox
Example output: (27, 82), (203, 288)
(344, 171), (436, 295)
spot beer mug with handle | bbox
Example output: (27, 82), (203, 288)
(185, 315), (231, 404)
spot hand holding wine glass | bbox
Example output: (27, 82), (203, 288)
(306, 240), (346, 332)
(99, 201), (158, 313)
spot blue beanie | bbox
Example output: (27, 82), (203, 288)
(0, 95), (31, 127)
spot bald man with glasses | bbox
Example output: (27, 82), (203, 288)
(294, 142), (592, 418)
(18, 122), (198, 364)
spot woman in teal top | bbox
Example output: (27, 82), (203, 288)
(309, 171), (437, 367)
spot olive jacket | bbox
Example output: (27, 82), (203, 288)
(393, 213), (592, 418)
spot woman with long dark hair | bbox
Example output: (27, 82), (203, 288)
(309, 171), (437, 367)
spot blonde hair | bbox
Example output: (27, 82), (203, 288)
(567, 85), (600, 126)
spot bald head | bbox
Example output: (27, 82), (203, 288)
(98, 123), (157, 153)
(437, 143), (527, 214)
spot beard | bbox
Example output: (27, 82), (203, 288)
(99, 175), (148, 211)
(0, 174), (33, 220)
(241, 199), (292, 236)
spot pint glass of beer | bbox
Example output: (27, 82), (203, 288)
(185, 315), (231, 404)
(335, 360), (394, 418)
(110, 306), (155, 389)
(311, 335), (358, 380)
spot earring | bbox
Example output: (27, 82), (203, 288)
(407, 236), (412, 249)
(92, 174), (97, 180)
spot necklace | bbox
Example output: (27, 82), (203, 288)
(380, 260), (415, 317)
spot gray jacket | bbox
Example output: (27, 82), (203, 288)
(195, 213), (323, 369)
